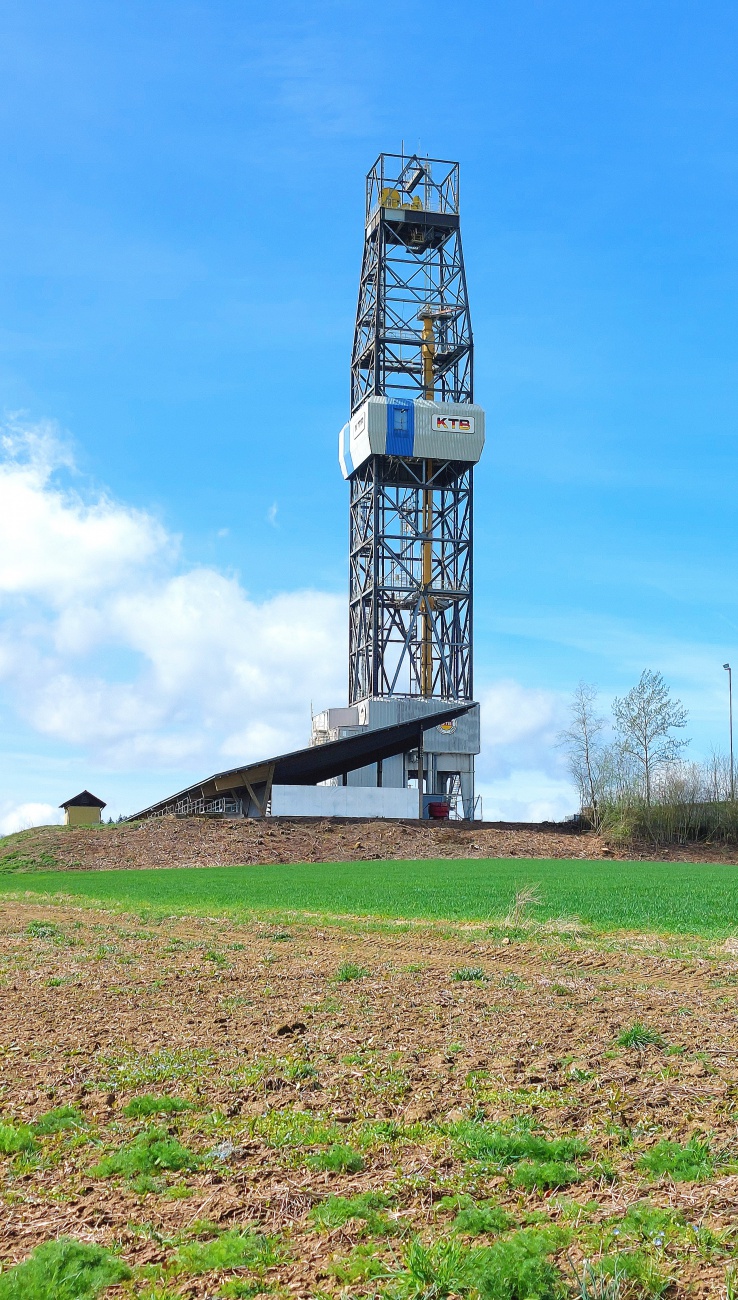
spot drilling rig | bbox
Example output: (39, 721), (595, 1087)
(315, 153), (485, 819)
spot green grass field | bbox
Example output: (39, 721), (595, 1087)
(2, 856), (738, 935)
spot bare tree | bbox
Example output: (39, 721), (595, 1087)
(558, 682), (607, 826)
(612, 670), (689, 805)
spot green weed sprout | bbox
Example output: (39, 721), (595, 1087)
(437, 1195), (514, 1236)
(26, 921), (60, 940)
(636, 1139), (714, 1183)
(617, 1024), (666, 1050)
(311, 1191), (395, 1233)
(451, 1121), (588, 1169)
(334, 962), (368, 982)
(0, 1238), (130, 1299)
(91, 1126), (201, 1179)
(452, 967), (487, 982)
(122, 1094), (193, 1118)
(388, 1228), (565, 1300)
(512, 1160), (581, 1192)
(0, 1122), (38, 1155)
(307, 1143), (366, 1173)
(32, 1107), (86, 1136)
(171, 1228), (283, 1276)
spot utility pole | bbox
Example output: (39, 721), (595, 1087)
(724, 663), (734, 800)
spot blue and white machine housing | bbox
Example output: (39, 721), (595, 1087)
(339, 396), (485, 479)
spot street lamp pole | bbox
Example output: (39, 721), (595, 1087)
(724, 663), (734, 801)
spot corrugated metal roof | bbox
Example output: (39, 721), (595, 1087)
(128, 702), (473, 820)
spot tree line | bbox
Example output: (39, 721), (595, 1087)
(558, 671), (735, 844)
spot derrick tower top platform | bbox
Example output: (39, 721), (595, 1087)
(351, 153), (473, 412)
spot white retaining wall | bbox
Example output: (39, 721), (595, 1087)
(270, 784), (418, 819)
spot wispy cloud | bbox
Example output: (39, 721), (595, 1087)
(0, 801), (62, 835)
(0, 420), (345, 774)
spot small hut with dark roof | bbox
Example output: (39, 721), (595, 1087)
(60, 790), (106, 827)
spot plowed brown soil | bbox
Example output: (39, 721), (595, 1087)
(1, 900), (737, 1295)
(4, 816), (738, 875)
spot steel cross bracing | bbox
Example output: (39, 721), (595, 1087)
(351, 155), (473, 413)
(349, 456), (472, 704)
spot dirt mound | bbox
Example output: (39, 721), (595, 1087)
(2, 816), (738, 874)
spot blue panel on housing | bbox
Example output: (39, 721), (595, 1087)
(386, 399), (415, 455)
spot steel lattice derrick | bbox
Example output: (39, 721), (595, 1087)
(351, 156), (473, 412)
(349, 456), (472, 704)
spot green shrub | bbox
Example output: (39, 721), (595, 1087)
(636, 1138), (714, 1182)
(0, 1238), (130, 1299)
(32, 1107), (86, 1136)
(91, 1126), (201, 1179)
(307, 1143), (365, 1173)
(334, 962), (368, 982)
(617, 1024), (666, 1050)
(512, 1160), (581, 1191)
(0, 1122), (38, 1154)
(171, 1228), (283, 1276)
(122, 1094), (192, 1118)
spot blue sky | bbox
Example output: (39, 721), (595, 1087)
(1, 0), (738, 827)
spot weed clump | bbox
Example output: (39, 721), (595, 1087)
(307, 1143), (366, 1173)
(334, 962), (368, 982)
(451, 1121), (588, 1171)
(453, 967), (487, 982)
(32, 1107), (86, 1135)
(91, 1126), (201, 1180)
(594, 1249), (670, 1297)
(26, 921), (60, 940)
(386, 1228), (566, 1299)
(512, 1160), (581, 1192)
(0, 1121), (38, 1154)
(312, 1191), (395, 1233)
(171, 1228), (284, 1276)
(0, 1238), (130, 1299)
(329, 1243), (390, 1284)
(96, 1047), (212, 1089)
(122, 1094), (192, 1118)
(636, 1138), (715, 1182)
(617, 1023), (666, 1050)
(438, 1195), (514, 1236)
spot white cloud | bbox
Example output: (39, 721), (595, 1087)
(477, 678), (565, 780)
(472, 679), (577, 821)
(0, 802), (62, 836)
(476, 772), (578, 824)
(0, 421), (345, 775)
(0, 419), (581, 823)
(0, 417), (169, 604)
